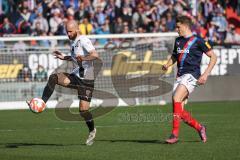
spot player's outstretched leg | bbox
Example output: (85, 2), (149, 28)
(79, 101), (96, 146)
(41, 74), (58, 103)
(41, 73), (71, 103)
(26, 73), (59, 107)
(181, 109), (207, 142)
(26, 73), (71, 107)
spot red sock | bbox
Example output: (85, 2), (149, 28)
(181, 110), (201, 131)
(172, 102), (183, 137)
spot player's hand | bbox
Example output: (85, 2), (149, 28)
(76, 55), (84, 61)
(53, 50), (64, 60)
(197, 74), (208, 85)
(162, 64), (168, 71)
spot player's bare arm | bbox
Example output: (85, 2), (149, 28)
(162, 55), (177, 71)
(197, 50), (217, 85)
(53, 50), (72, 61)
(76, 50), (99, 61)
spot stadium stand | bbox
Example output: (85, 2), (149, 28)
(0, 0), (240, 44)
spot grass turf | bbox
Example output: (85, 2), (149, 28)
(0, 101), (240, 160)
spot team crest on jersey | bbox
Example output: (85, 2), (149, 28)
(177, 47), (189, 54)
(176, 41), (180, 45)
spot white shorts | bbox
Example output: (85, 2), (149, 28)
(173, 74), (198, 95)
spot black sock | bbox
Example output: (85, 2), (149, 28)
(80, 110), (95, 132)
(42, 74), (58, 103)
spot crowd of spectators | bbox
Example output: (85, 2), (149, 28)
(0, 0), (240, 45)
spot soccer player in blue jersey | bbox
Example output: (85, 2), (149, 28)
(162, 16), (217, 144)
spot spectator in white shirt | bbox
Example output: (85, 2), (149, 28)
(32, 12), (49, 33)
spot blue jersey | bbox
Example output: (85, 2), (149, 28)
(172, 35), (212, 79)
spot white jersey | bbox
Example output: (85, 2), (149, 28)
(70, 36), (95, 80)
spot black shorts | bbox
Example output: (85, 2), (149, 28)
(67, 74), (94, 102)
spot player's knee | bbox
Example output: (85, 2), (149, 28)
(79, 100), (90, 110)
(79, 106), (89, 112)
(63, 78), (70, 85)
(173, 95), (183, 103)
(80, 110), (93, 121)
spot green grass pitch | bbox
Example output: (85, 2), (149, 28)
(0, 101), (240, 160)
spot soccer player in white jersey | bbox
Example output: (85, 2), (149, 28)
(34, 21), (99, 145)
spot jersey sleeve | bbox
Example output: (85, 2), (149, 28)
(198, 38), (212, 54)
(81, 37), (95, 52)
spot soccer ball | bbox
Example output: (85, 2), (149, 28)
(29, 98), (46, 113)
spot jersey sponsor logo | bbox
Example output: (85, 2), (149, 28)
(177, 47), (189, 54)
